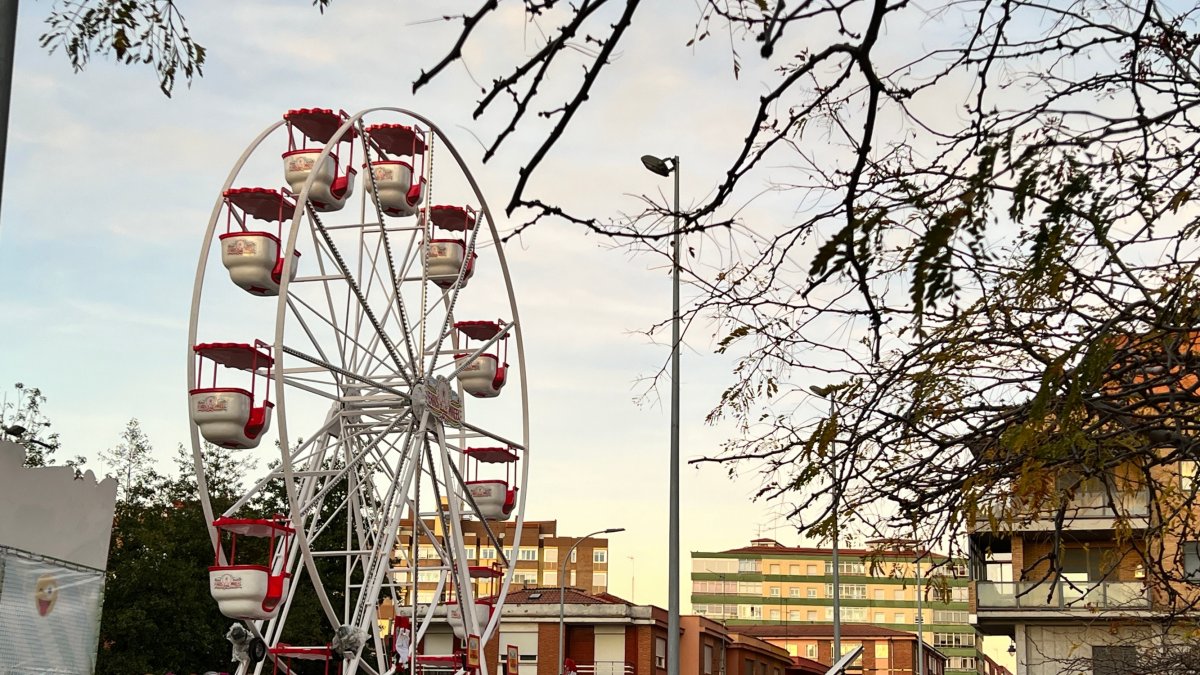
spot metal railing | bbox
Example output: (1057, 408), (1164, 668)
(976, 580), (1150, 609)
(574, 661), (635, 675)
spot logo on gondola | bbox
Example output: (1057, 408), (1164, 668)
(226, 239), (258, 256)
(287, 155), (316, 173)
(213, 573), (243, 590)
(372, 166), (394, 182)
(196, 396), (229, 413)
(425, 375), (462, 426)
(468, 484), (495, 499)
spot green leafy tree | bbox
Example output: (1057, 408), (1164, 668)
(95, 441), (249, 673)
(98, 418), (155, 500)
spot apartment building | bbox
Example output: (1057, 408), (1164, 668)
(395, 519), (612, 603)
(968, 333), (1200, 674)
(691, 539), (979, 675)
(969, 472), (1200, 674)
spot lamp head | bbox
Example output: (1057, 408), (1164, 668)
(604, 528), (626, 534)
(640, 155), (674, 177)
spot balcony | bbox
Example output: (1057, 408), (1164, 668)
(974, 490), (1150, 533)
(975, 580), (1150, 611)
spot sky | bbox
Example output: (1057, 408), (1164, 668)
(0, 1), (817, 612)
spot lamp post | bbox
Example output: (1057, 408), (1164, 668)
(559, 527), (624, 675)
(640, 152), (681, 675)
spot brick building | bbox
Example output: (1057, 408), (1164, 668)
(464, 588), (797, 675)
(735, 624), (947, 675)
(395, 519), (613, 603)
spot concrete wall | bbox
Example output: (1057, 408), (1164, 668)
(1020, 624), (1153, 675)
(0, 440), (117, 569)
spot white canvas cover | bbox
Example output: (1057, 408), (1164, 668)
(0, 547), (104, 674)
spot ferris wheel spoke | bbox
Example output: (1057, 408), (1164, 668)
(298, 419), (412, 515)
(307, 207), (414, 386)
(286, 292), (397, 380)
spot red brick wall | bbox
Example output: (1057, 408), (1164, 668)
(538, 623), (560, 675)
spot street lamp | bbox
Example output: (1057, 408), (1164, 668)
(640, 152), (681, 675)
(559, 527), (625, 675)
(867, 537), (926, 675)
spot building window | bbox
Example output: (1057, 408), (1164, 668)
(825, 561), (866, 575)
(739, 559), (761, 573)
(932, 633), (976, 648)
(570, 570), (576, 586)
(807, 564), (817, 575)
(703, 645), (714, 674)
(594, 549), (608, 564)
(789, 588), (800, 598)
(655, 638), (666, 669)
(806, 610), (817, 621)
(544, 547), (558, 563)
(874, 612), (885, 623)
(769, 609), (780, 620)
(1183, 461), (1197, 492)
(737, 582), (762, 595)
(947, 657), (976, 669)
(594, 572), (607, 588)
(1092, 646), (1137, 675)
(951, 562), (968, 577)
(790, 564), (800, 575)
(894, 612), (904, 623)
(739, 605), (763, 619)
(825, 583), (867, 599)
(934, 610), (969, 623)
(545, 570), (557, 586)
(514, 572), (538, 585)
(951, 587), (969, 602)
(875, 643), (889, 660)
(518, 548), (539, 561)
(824, 607), (867, 622)
(788, 610), (800, 621)
(769, 586), (781, 597)
(873, 589), (884, 600)
(893, 589), (905, 601)
(479, 547), (496, 560)
(1183, 541), (1200, 582)
(808, 588), (817, 598)
(570, 550), (577, 563)
(769, 564), (780, 575)
(743, 659), (753, 675)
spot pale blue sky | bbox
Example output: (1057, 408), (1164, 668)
(0, 2), (827, 608)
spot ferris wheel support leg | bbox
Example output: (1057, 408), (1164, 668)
(433, 424), (488, 652)
(343, 415), (428, 675)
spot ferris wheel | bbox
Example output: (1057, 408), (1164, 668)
(185, 107), (529, 675)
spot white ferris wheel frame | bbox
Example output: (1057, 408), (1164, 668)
(185, 106), (531, 675)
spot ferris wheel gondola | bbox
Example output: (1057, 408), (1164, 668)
(187, 107), (529, 675)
